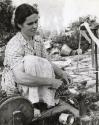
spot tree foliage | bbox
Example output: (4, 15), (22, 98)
(0, 0), (15, 46)
(65, 15), (97, 52)
(50, 15), (98, 54)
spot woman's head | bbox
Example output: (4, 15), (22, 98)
(14, 3), (39, 32)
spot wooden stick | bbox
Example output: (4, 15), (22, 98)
(91, 40), (95, 67)
(76, 31), (81, 72)
(95, 44), (98, 93)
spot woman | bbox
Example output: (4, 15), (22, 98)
(1, 3), (71, 115)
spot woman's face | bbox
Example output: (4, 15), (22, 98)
(19, 13), (39, 39)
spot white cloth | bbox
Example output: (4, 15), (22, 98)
(19, 55), (58, 106)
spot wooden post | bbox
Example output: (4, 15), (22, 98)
(79, 94), (88, 117)
(95, 44), (98, 93)
(76, 30), (81, 73)
(91, 40), (95, 68)
(79, 101), (87, 117)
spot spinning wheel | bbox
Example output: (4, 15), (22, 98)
(0, 96), (34, 125)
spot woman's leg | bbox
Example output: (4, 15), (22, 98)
(23, 55), (58, 107)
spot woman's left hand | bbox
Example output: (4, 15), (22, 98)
(62, 72), (73, 85)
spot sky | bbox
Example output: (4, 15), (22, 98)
(12, 0), (99, 32)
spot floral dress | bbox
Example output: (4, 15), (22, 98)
(1, 32), (48, 96)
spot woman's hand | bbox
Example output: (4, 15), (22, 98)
(62, 72), (73, 85)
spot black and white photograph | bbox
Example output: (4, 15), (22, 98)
(0, 0), (99, 125)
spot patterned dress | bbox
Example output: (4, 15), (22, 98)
(1, 32), (49, 96)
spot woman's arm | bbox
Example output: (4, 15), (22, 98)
(80, 22), (99, 48)
(51, 63), (72, 84)
(13, 62), (62, 88)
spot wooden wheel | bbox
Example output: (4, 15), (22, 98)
(0, 96), (34, 125)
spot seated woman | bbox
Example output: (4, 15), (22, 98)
(1, 3), (72, 116)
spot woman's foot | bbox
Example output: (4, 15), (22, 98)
(33, 102), (48, 112)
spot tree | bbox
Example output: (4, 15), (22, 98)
(65, 15), (98, 53)
(0, 0), (15, 46)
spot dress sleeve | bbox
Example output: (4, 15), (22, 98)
(4, 38), (24, 69)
